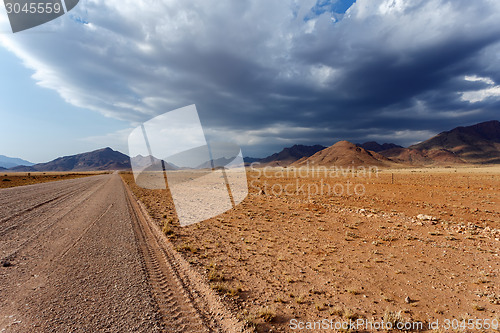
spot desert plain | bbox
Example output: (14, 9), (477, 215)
(122, 165), (499, 332)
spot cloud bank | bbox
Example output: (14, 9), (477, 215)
(1, 0), (500, 156)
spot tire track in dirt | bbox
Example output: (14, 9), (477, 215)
(0, 174), (164, 332)
(125, 182), (212, 332)
(0, 195), (63, 229)
(123, 178), (249, 333)
(0, 176), (107, 237)
(58, 203), (114, 259)
(0, 177), (101, 223)
(0, 176), (111, 262)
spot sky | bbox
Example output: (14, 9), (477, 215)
(1, 0), (500, 163)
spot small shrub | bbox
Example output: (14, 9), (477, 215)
(275, 296), (286, 303)
(330, 307), (343, 316)
(383, 310), (406, 329)
(347, 288), (361, 295)
(257, 307), (276, 322)
(238, 310), (257, 331)
(162, 222), (174, 236)
(343, 308), (359, 320)
(295, 295), (307, 304)
(210, 282), (240, 297)
(207, 263), (225, 282)
(177, 243), (198, 254)
(315, 302), (327, 311)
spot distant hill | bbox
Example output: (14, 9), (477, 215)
(0, 155), (34, 169)
(293, 141), (393, 167)
(130, 155), (177, 171)
(12, 147), (131, 172)
(130, 154), (161, 169)
(357, 142), (402, 152)
(9, 165), (38, 172)
(196, 157), (238, 169)
(379, 147), (465, 166)
(409, 120), (500, 164)
(258, 144), (326, 166)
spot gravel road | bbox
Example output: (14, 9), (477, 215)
(0, 173), (239, 332)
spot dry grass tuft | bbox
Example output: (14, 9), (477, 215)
(210, 282), (240, 297)
(343, 308), (359, 320)
(161, 220), (175, 236)
(295, 295), (307, 304)
(257, 307), (276, 322)
(330, 306), (344, 316)
(383, 310), (406, 329)
(177, 242), (198, 254)
(347, 288), (361, 295)
(206, 263), (225, 282)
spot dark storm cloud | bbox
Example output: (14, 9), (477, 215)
(1, 0), (500, 157)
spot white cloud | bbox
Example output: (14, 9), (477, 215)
(461, 86), (500, 103)
(461, 75), (500, 103)
(464, 75), (495, 85)
(310, 64), (339, 87)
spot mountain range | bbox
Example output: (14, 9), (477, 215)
(253, 120), (500, 167)
(410, 120), (500, 163)
(9, 148), (131, 172)
(0, 155), (34, 169)
(2, 120), (499, 172)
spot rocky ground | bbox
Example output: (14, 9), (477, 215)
(122, 166), (499, 332)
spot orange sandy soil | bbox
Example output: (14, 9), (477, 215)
(121, 167), (499, 332)
(0, 172), (108, 189)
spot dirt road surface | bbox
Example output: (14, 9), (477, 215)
(0, 173), (241, 332)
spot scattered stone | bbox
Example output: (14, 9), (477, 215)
(416, 214), (439, 224)
(1, 259), (12, 267)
